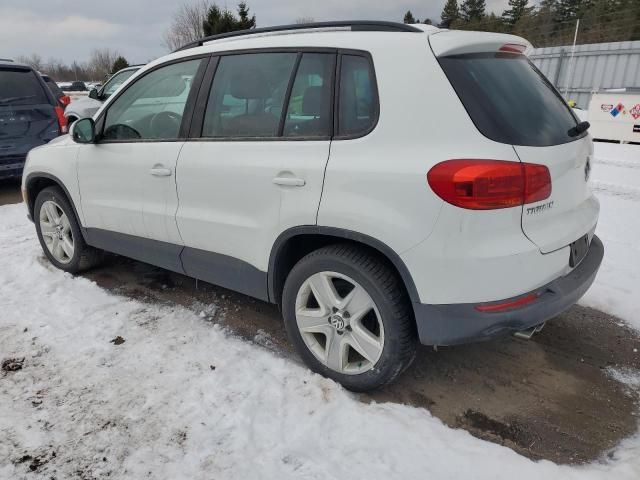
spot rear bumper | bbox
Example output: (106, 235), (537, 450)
(413, 235), (604, 346)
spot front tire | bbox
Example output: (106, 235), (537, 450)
(282, 244), (417, 392)
(34, 186), (102, 273)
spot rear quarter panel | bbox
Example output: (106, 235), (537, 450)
(318, 34), (522, 255)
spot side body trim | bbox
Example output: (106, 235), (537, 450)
(268, 226), (420, 303)
(83, 228), (269, 301)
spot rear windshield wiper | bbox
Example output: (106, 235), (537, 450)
(0, 95), (37, 105)
(568, 121), (590, 137)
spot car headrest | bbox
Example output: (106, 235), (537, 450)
(230, 69), (272, 99)
(302, 86), (325, 116)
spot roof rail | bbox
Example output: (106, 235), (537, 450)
(174, 21), (423, 52)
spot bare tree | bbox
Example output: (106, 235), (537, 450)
(16, 53), (44, 71)
(163, 0), (211, 51)
(295, 17), (315, 24)
(88, 48), (120, 80)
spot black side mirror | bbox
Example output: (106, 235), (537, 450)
(72, 118), (96, 144)
(88, 88), (99, 100)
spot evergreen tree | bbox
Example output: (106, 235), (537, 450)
(111, 56), (129, 73)
(502, 0), (535, 28)
(441, 0), (460, 24)
(404, 10), (417, 24)
(237, 2), (256, 30)
(460, 0), (486, 22)
(203, 3), (255, 36)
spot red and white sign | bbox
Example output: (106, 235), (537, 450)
(630, 104), (640, 120)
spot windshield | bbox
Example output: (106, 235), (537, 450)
(102, 69), (138, 98)
(0, 67), (49, 105)
(438, 53), (580, 147)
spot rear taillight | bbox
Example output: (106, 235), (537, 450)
(54, 106), (68, 134)
(59, 95), (71, 107)
(427, 159), (551, 210)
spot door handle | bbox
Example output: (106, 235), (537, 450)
(150, 166), (172, 177)
(272, 176), (305, 187)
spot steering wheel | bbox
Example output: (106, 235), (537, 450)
(103, 123), (141, 140)
(149, 111), (182, 138)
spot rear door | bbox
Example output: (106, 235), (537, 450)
(0, 65), (59, 174)
(436, 39), (598, 253)
(175, 51), (335, 297)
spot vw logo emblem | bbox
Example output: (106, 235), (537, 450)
(330, 314), (345, 331)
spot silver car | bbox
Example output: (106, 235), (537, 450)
(64, 65), (141, 124)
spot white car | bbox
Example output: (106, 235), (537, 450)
(21, 21), (602, 391)
(64, 66), (141, 124)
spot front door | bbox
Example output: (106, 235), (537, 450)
(78, 58), (205, 254)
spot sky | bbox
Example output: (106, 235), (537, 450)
(0, 0), (512, 65)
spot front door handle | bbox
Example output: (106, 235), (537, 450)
(150, 166), (172, 177)
(272, 176), (305, 187)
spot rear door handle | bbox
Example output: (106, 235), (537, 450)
(150, 166), (172, 177)
(272, 176), (305, 187)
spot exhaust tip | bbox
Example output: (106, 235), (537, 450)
(514, 322), (545, 340)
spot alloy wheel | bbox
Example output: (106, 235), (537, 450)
(295, 271), (385, 375)
(39, 200), (74, 264)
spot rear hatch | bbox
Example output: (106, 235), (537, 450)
(432, 31), (598, 253)
(0, 65), (60, 163)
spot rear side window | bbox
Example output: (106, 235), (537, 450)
(283, 53), (334, 138)
(338, 55), (377, 137)
(43, 76), (64, 99)
(203, 53), (297, 138)
(0, 68), (49, 106)
(438, 53), (579, 147)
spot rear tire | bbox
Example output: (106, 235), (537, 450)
(282, 244), (417, 392)
(34, 186), (103, 273)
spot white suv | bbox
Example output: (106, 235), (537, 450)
(21, 21), (603, 391)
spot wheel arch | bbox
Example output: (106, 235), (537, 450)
(25, 172), (87, 241)
(268, 226), (420, 306)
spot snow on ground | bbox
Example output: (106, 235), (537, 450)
(1, 143), (639, 479)
(580, 142), (640, 329)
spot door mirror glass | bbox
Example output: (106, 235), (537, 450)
(88, 88), (99, 100)
(72, 118), (95, 144)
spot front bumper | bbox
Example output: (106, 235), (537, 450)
(413, 235), (604, 346)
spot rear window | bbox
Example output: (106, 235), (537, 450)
(438, 53), (580, 147)
(0, 67), (49, 106)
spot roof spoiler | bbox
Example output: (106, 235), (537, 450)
(430, 31), (533, 57)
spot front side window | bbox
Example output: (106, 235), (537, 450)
(102, 59), (202, 141)
(338, 55), (377, 137)
(102, 68), (138, 99)
(202, 53), (297, 138)
(283, 53), (334, 138)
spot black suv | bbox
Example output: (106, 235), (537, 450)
(0, 60), (66, 179)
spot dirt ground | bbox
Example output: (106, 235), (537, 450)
(2, 178), (639, 465)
